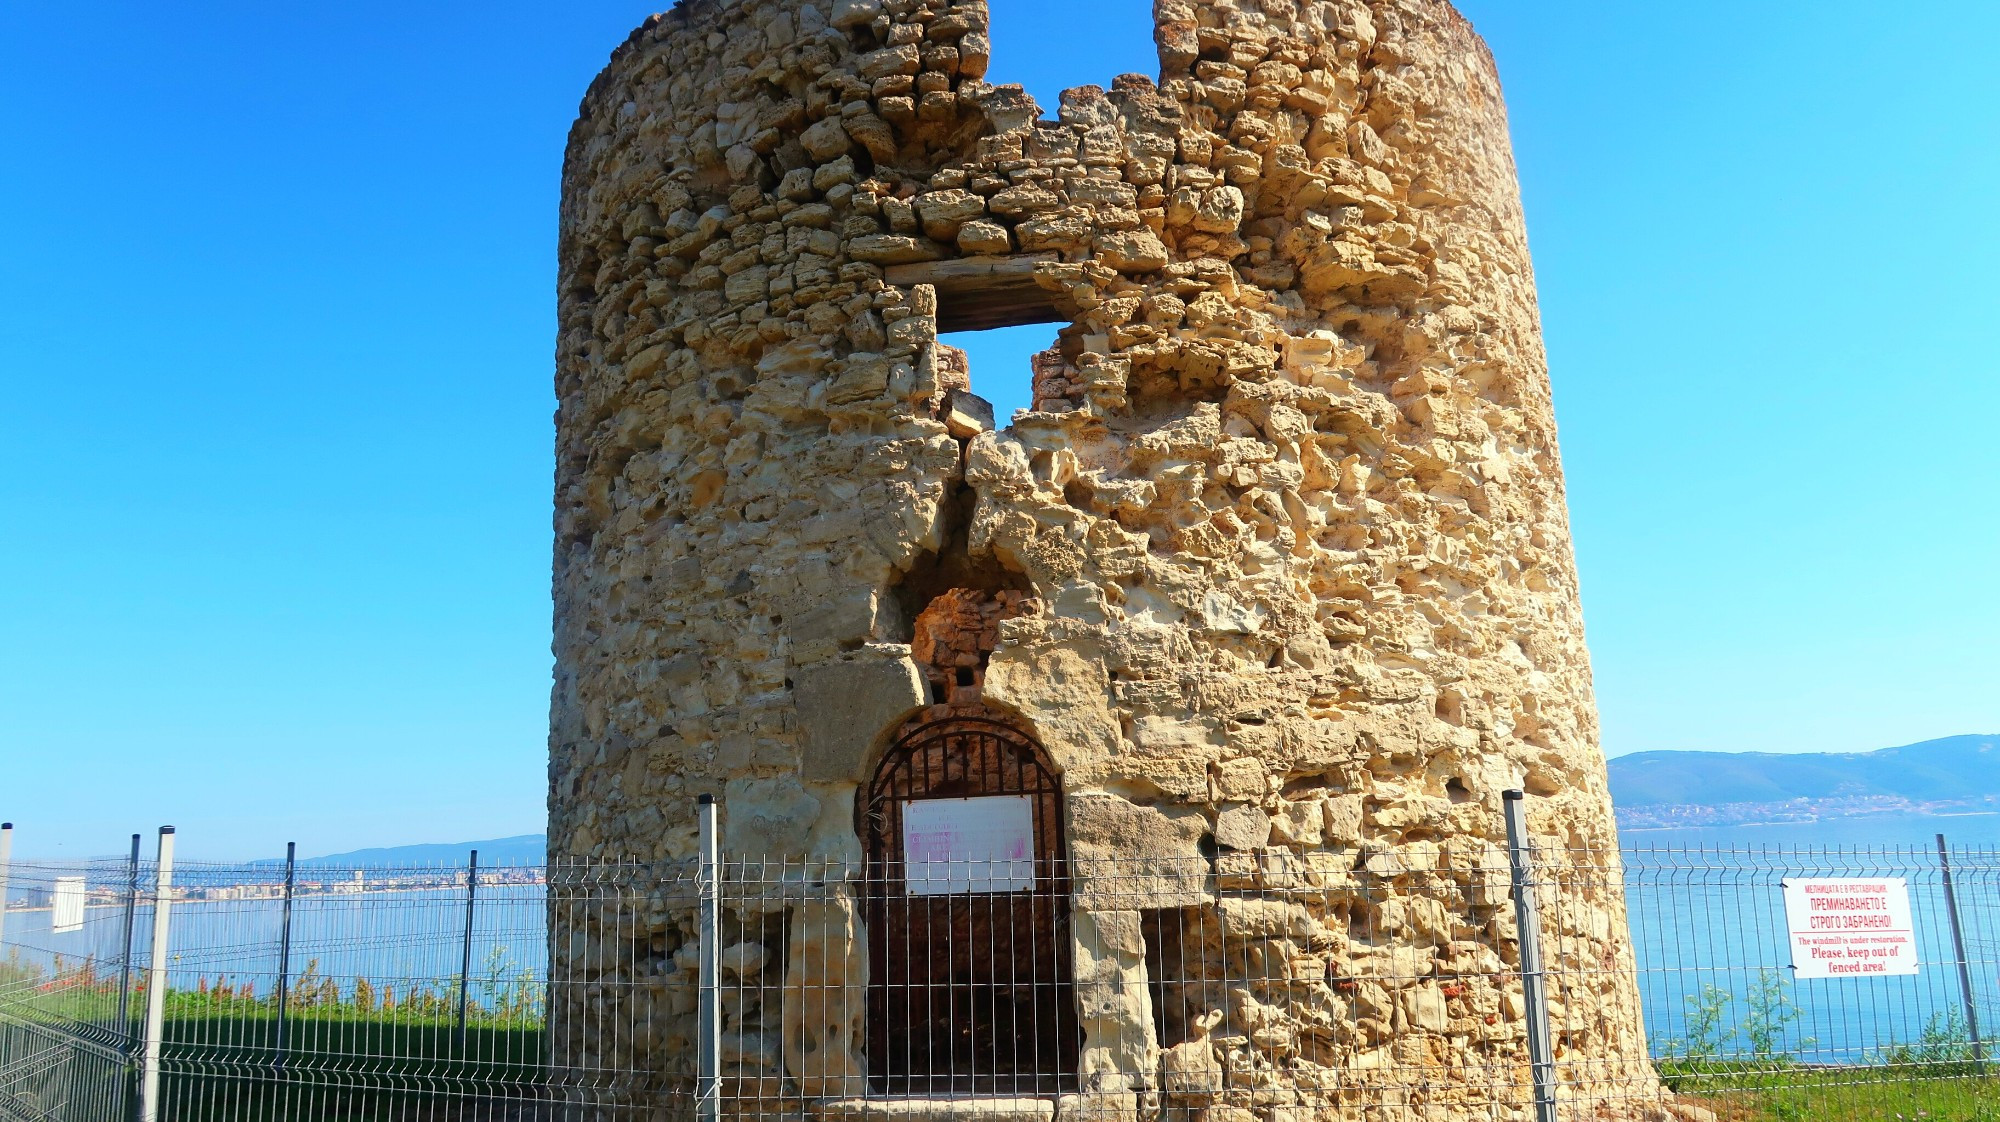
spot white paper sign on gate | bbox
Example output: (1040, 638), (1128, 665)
(51, 876), (87, 934)
(902, 795), (1036, 895)
(1781, 877), (1919, 978)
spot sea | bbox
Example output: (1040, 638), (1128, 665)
(1622, 810), (2000, 852)
(2, 880), (551, 1016)
(5, 812), (1996, 1064)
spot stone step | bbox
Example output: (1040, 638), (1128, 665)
(815, 1096), (1056, 1122)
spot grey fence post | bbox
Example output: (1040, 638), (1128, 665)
(138, 826), (177, 1122)
(696, 795), (722, 1122)
(1936, 833), (1986, 1070)
(118, 834), (141, 1042)
(456, 849), (479, 1052)
(0, 822), (12, 1103)
(275, 841), (296, 1073)
(1504, 791), (1559, 1122)
(0, 822), (12, 948)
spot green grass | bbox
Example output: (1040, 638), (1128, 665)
(1663, 1061), (2000, 1122)
(159, 1016), (549, 1122)
(4, 955), (554, 1121)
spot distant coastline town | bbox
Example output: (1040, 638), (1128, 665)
(4, 866), (546, 912)
(1615, 793), (2000, 830)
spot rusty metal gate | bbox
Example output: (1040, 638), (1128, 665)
(858, 717), (1078, 1095)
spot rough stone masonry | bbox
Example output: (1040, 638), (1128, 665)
(550, 0), (1685, 1118)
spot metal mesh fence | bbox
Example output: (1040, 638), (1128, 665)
(1602, 842), (2000, 1119)
(1, 816), (1995, 1122)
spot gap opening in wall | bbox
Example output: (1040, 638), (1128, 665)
(941, 324), (1059, 430)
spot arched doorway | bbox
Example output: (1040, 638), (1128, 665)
(858, 717), (1078, 1095)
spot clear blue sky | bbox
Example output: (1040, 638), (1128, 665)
(2, 2), (1994, 858)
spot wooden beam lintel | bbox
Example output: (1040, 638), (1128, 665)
(885, 255), (1067, 334)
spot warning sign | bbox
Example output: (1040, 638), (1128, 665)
(1781, 877), (1919, 978)
(902, 795), (1036, 895)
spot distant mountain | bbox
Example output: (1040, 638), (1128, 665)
(1609, 734), (2000, 805)
(297, 834), (546, 867)
(1608, 734), (2000, 824)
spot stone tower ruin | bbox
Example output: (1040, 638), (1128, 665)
(551, 0), (1671, 1117)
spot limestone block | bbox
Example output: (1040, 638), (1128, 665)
(1212, 803), (1270, 851)
(624, 342), (669, 380)
(1190, 186), (1244, 233)
(1055, 1092), (1139, 1122)
(791, 653), (927, 781)
(856, 44), (921, 81)
(963, 432), (1033, 488)
(724, 775), (822, 856)
(1215, 896), (1315, 940)
(956, 220), (1011, 254)
(1402, 984), (1449, 1032)
(1016, 213), (1093, 253)
(1067, 793), (1211, 908)
(1095, 228), (1169, 273)
(826, 356), (891, 405)
(1269, 798), (1325, 846)
(957, 32), (992, 81)
(1159, 1041), (1222, 1101)
(982, 639), (1124, 776)
(784, 586), (903, 659)
(1211, 757), (1266, 800)
(943, 390), (994, 437)
(1200, 591), (1265, 635)
(842, 112), (897, 162)
(915, 188), (987, 240)
(846, 234), (947, 265)
(724, 264), (770, 304)
(1464, 843), (1511, 909)
(800, 116), (852, 161)
(827, 0), (878, 30)
(783, 890), (868, 1098)
(1070, 909), (1154, 1091)
(720, 941), (769, 975)
(1322, 794), (1364, 844)
(1115, 713), (1198, 755)
(988, 183), (1061, 219)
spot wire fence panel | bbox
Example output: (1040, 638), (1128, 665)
(1549, 842), (2000, 1120)
(0, 856), (141, 1122)
(1, 821), (1996, 1121)
(147, 859), (563, 1121)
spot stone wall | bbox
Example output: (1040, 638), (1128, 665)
(550, 0), (1674, 1117)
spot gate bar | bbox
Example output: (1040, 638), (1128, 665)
(138, 825), (176, 1122)
(1504, 791), (1559, 1122)
(1937, 833), (1986, 1071)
